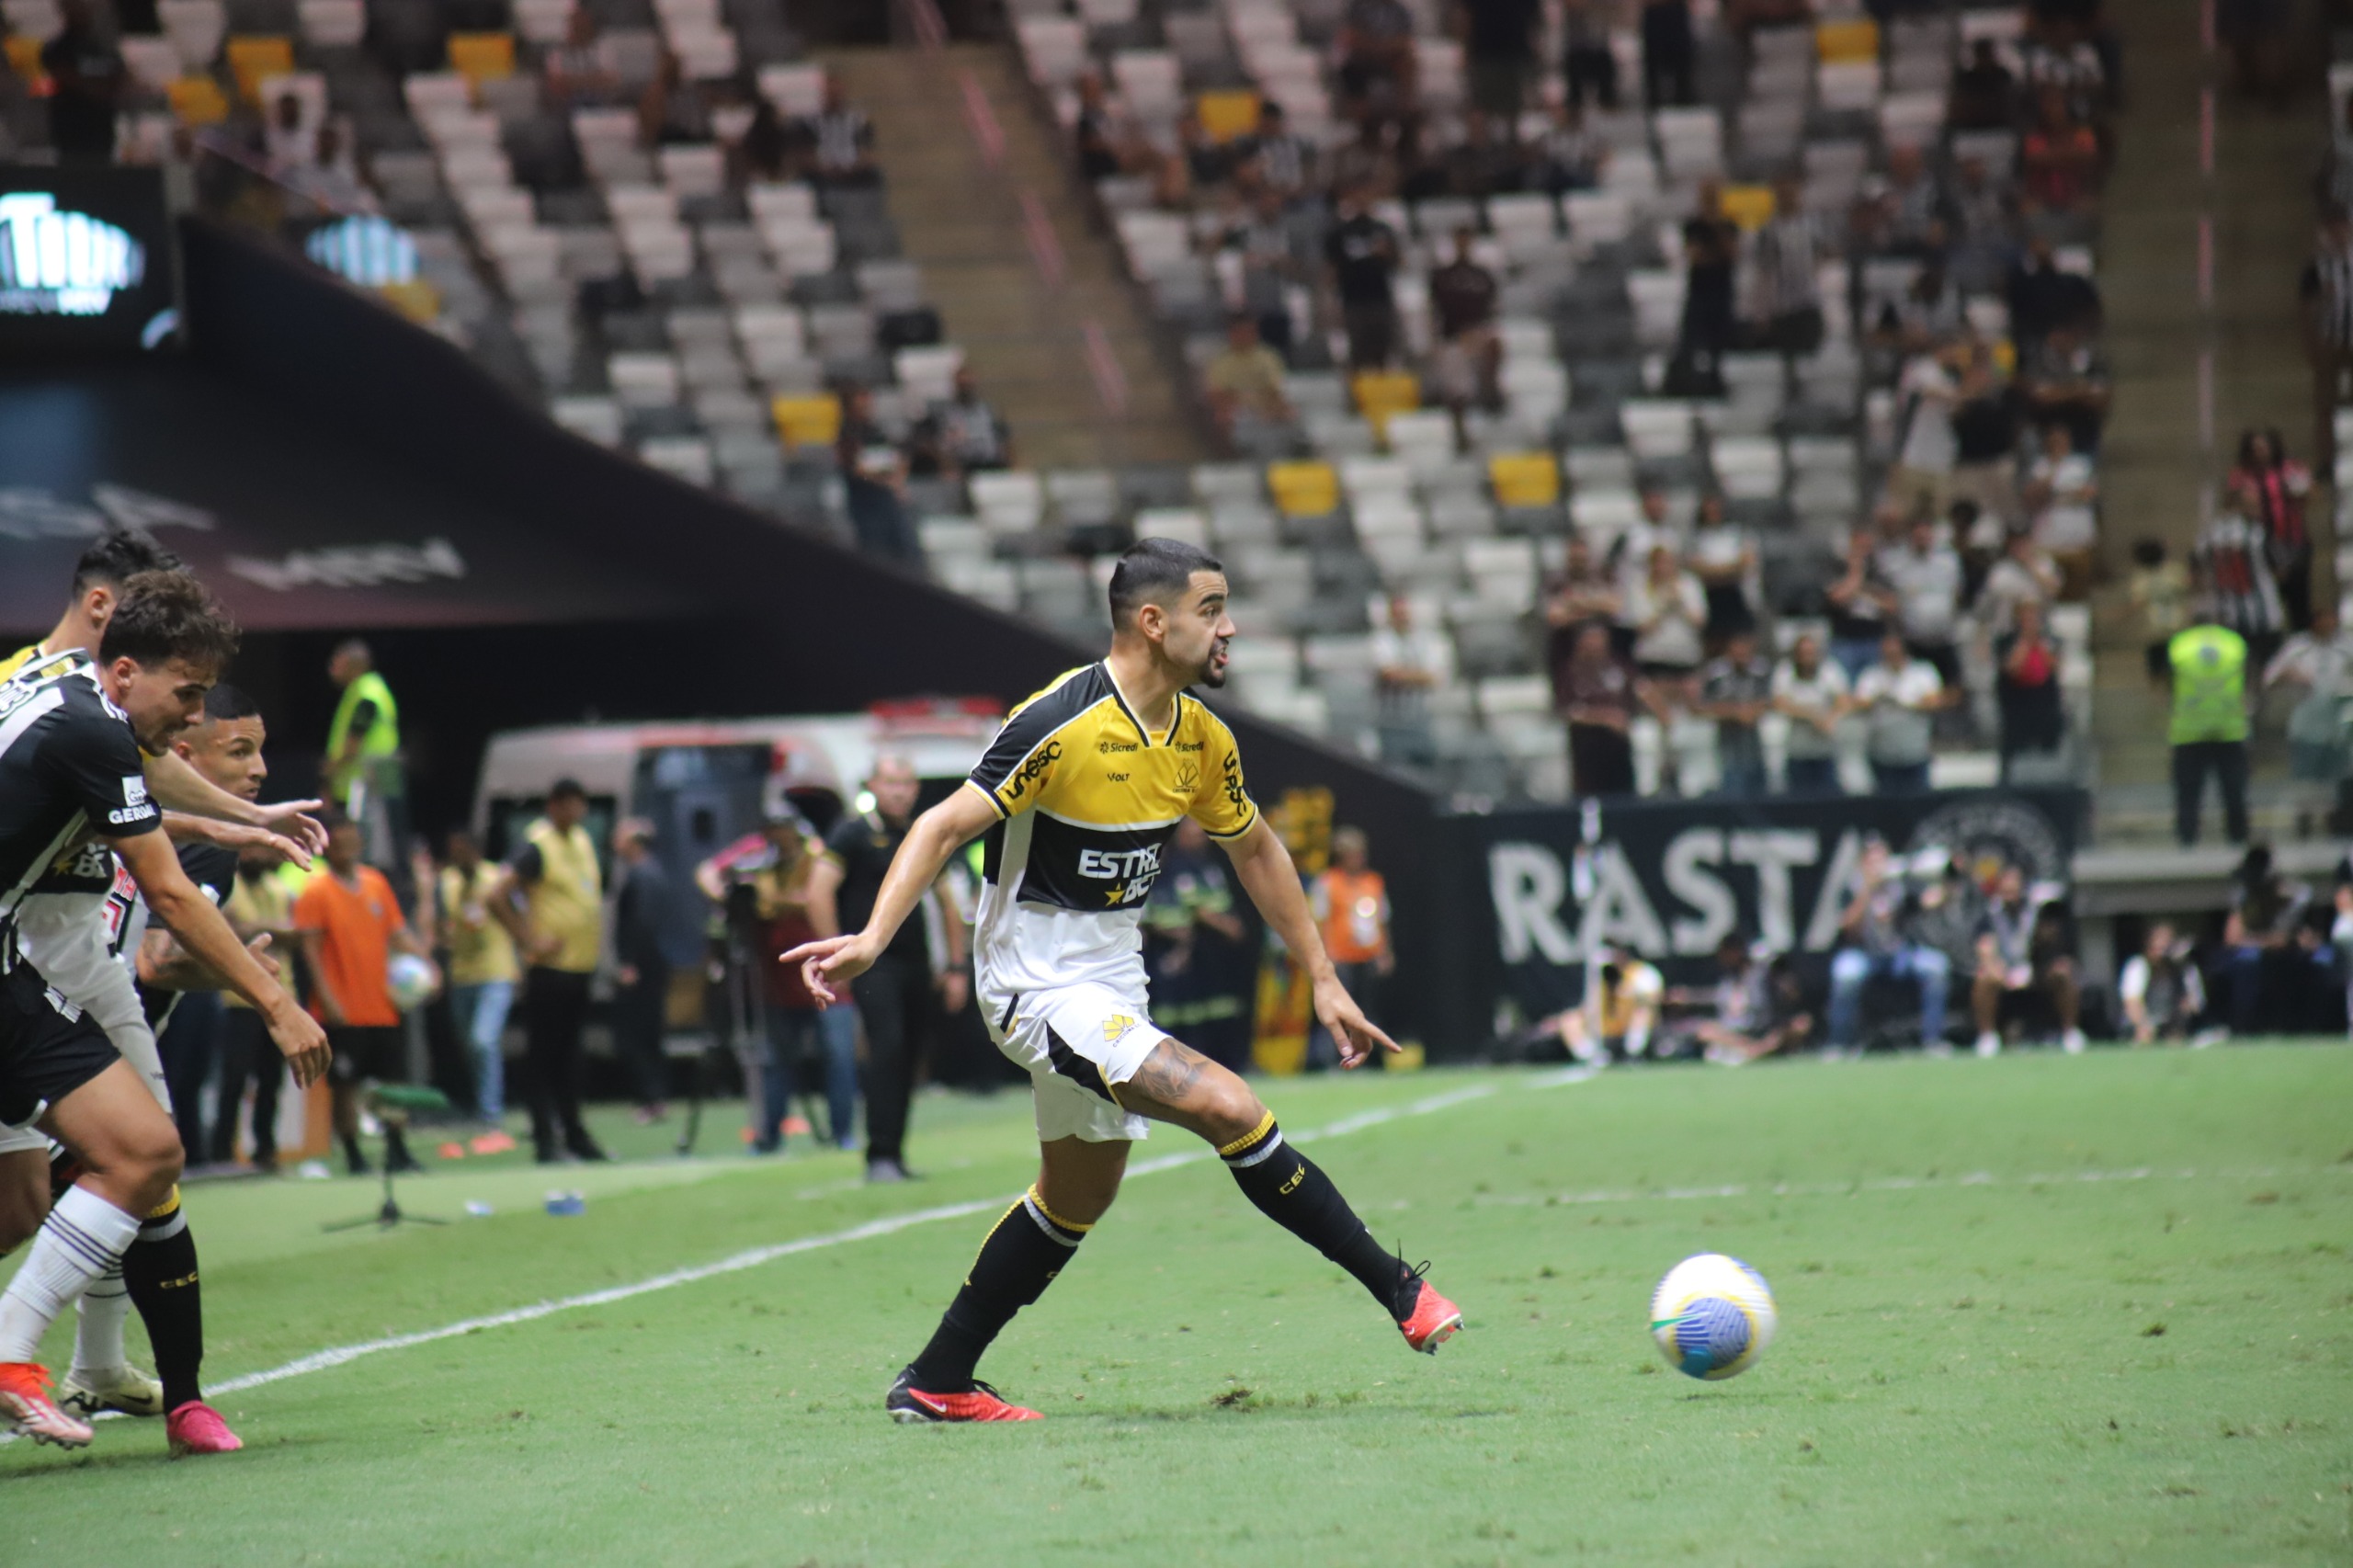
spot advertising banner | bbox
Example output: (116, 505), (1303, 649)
(0, 165), (178, 354)
(1427, 790), (2086, 1051)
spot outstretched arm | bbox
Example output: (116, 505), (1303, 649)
(144, 747), (326, 857)
(780, 785), (999, 1005)
(1221, 815), (1398, 1068)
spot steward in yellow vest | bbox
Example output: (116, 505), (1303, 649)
(509, 778), (608, 1162)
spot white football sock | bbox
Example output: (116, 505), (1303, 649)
(0, 1186), (140, 1363)
(70, 1261), (131, 1376)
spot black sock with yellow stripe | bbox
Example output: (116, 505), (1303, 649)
(1220, 1114), (1413, 1320)
(121, 1196), (203, 1410)
(908, 1186), (1089, 1392)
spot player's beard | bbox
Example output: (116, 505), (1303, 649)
(1195, 636), (1231, 689)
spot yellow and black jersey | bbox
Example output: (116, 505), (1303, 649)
(964, 663), (1257, 997)
(0, 642), (82, 687)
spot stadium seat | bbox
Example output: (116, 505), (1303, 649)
(167, 74), (231, 124)
(1267, 461), (1340, 519)
(1488, 453), (1560, 510)
(769, 392), (842, 450)
(448, 32), (515, 85)
(225, 34), (292, 106)
(1814, 17), (1880, 62)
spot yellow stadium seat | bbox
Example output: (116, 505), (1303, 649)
(167, 75), (231, 125)
(1488, 452), (1561, 509)
(1717, 183), (1776, 232)
(771, 393), (842, 449)
(226, 34), (293, 104)
(378, 278), (442, 324)
(1814, 17), (1879, 63)
(1195, 88), (1261, 143)
(1350, 369), (1420, 437)
(448, 31), (516, 84)
(1267, 460), (1340, 517)
(5, 35), (45, 85)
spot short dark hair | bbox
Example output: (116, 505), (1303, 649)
(1108, 538), (1222, 627)
(320, 806), (357, 833)
(201, 682), (260, 722)
(98, 571), (241, 673)
(549, 777), (588, 804)
(72, 531), (181, 596)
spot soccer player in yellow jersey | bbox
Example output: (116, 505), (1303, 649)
(786, 539), (1463, 1423)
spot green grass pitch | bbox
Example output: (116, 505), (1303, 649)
(3, 1044), (2347, 1566)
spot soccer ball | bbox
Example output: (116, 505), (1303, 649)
(1649, 1254), (1777, 1381)
(387, 954), (437, 1012)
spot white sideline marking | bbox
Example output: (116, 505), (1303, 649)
(1466, 1162), (2347, 1210)
(40, 1068), (1599, 1423)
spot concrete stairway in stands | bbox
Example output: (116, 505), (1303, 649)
(2086, 0), (2322, 844)
(824, 45), (1210, 472)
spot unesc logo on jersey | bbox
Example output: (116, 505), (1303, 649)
(0, 193), (145, 316)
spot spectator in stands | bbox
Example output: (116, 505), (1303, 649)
(1616, 483), (1680, 570)
(41, 0), (123, 164)
(836, 385), (920, 567)
(2129, 536), (2192, 683)
(1239, 101), (1315, 205)
(1639, 0), (1697, 108)
(1204, 315), (1295, 453)
(1338, 0), (1420, 127)
(1372, 593), (1449, 767)
(1855, 632), (1945, 792)
(2193, 481), (2286, 670)
(1553, 620), (1641, 797)
(1307, 827), (1393, 1068)
(2119, 922), (2204, 1045)
(1872, 257), (1965, 357)
(1688, 493), (1757, 642)
(1429, 226), (1502, 429)
(1949, 39), (2021, 131)
(544, 10), (623, 108)
(1996, 597), (2067, 779)
(910, 366), (1014, 483)
(439, 827), (519, 1128)
(801, 74), (878, 188)
(1888, 343), (1961, 523)
(1980, 526), (2063, 641)
(1534, 99), (1607, 193)
(1325, 185), (1403, 370)
(2018, 321), (2111, 454)
(264, 90), (317, 173)
(1881, 512), (1964, 687)
(2231, 429), (2313, 632)
(2216, 0), (2290, 106)
(1328, 119), (1403, 202)
(610, 818), (673, 1124)
(1222, 189), (1302, 356)
(1074, 71), (1132, 183)
(2302, 208), (2353, 473)
(1697, 628), (1773, 797)
(1772, 632), (1849, 795)
(1826, 835), (1951, 1055)
(1669, 183), (1738, 394)
(1824, 526), (1899, 679)
(1949, 352), (2020, 526)
(1945, 159), (2020, 296)
(1460, 0), (1540, 121)
(1750, 175), (1827, 360)
(1972, 862), (2085, 1056)
(1438, 108), (1521, 199)
(1624, 544), (1707, 678)
(1855, 143), (1949, 259)
(281, 122), (374, 215)
(2166, 615), (2253, 846)
(737, 99), (795, 184)
(1560, 0), (1620, 110)
(2262, 604), (2353, 809)
(2021, 86), (2102, 220)
(2007, 235), (2101, 351)
(2221, 844), (2308, 1035)
(1543, 535), (1624, 643)
(2024, 423), (2098, 598)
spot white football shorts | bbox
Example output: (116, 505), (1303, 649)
(983, 980), (1166, 1144)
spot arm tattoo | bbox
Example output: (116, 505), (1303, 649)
(1122, 1039), (1211, 1108)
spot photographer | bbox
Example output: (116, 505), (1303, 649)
(1681, 936), (1813, 1065)
(1826, 836), (1952, 1054)
(2117, 922), (2204, 1046)
(697, 805), (858, 1153)
(1540, 946), (1664, 1064)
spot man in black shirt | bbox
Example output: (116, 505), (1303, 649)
(1461, 0), (1540, 120)
(0, 574), (326, 1449)
(610, 818), (673, 1120)
(1670, 185), (1739, 394)
(40, 0), (124, 164)
(1428, 226), (1500, 422)
(1324, 186), (1401, 371)
(807, 755), (966, 1182)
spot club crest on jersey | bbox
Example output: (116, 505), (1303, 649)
(121, 776), (148, 808)
(1175, 762), (1199, 795)
(1102, 1015), (1139, 1047)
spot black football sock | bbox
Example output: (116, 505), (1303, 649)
(907, 1187), (1088, 1392)
(1221, 1114), (1414, 1321)
(121, 1201), (204, 1410)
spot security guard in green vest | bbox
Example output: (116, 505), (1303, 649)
(2167, 619), (2250, 846)
(325, 639), (406, 876)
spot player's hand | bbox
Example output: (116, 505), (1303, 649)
(266, 1003), (332, 1087)
(246, 931), (281, 981)
(779, 933), (877, 1007)
(1312, 975), (1398, 1070)
(257, 800), (329, 857)
(938, 968), (969, 1015)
